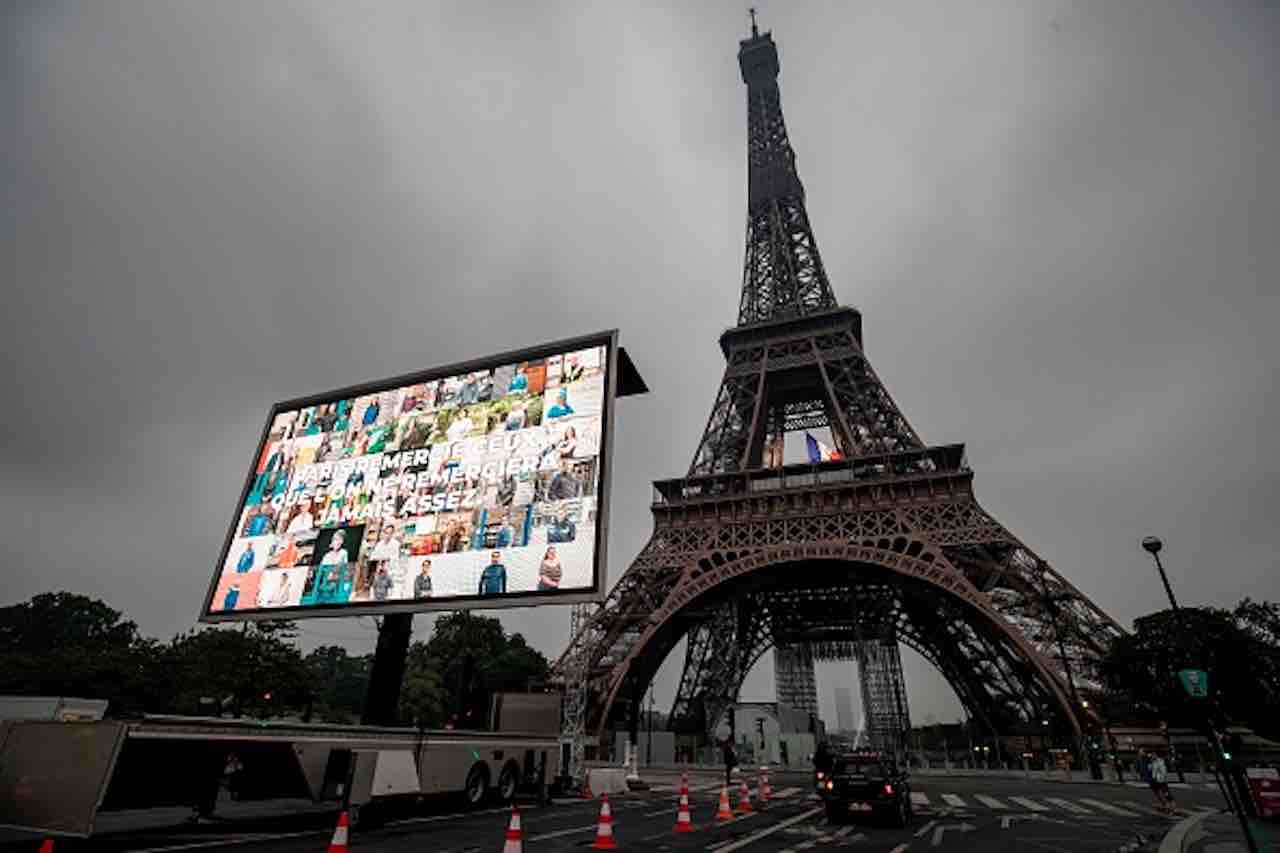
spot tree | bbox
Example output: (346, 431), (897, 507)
(169, 621), (309, 718)
(1232, 598), (1280, 741)
(421, 613), (549, 727)
(305, 645), (371, 723)
(1100, 603), (1280, 738)
(0, 592), (171, 714)
(399, 642), (447, 730)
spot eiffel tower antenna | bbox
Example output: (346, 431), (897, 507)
(553, 26), (1125, 765)
(749, 7), (759, 38)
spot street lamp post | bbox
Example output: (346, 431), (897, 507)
(1141, 537), (1181, 612)
(1141, 536), (1259, 853)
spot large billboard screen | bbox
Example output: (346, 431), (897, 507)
(200, 331), (616, 621)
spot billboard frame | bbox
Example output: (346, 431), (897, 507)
(199, 329), (619, 623)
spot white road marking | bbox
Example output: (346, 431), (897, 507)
(889, 846), (909, 853)
(1122, 801), (1167, 816)
(128, 804), (519, 853)
(776, 786), (802, 798)
(132, 835), (319, 853)
(526, 823), (600, 842)
(931, 823), (976, 846)
(974, 794), (1008, 809)
(709, 807), (823, 853)
(1079, 798), (1142, 816)
(834, 825), (855, 837)
(1044, 797), (1091, 813)
(914, 818), (938, 837)
(940, 794), (967, 808)
(910, 792), (931, 807)
(1009, 796), (1049, 812)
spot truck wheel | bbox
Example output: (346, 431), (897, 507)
(464, 764), (490, 808)
(497, 762), (521, 803)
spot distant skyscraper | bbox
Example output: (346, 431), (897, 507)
(834, 686), (856, 733)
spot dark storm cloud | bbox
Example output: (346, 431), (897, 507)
(3, 1), (1276, 724)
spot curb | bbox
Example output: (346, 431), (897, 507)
(1158, 810), (1214, 853)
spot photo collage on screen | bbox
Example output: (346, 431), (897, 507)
(210, 346), (607, 613)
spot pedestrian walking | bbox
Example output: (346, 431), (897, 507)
(1150, 751), (1176, 814)
(720, 737), (738, 788)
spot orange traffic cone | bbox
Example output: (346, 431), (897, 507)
(503, 804), (523, 853)
(38, 841), (54, 853)
(327, 810), (350, 853)
(591, 793), (618, 850)
(736, 779), (754, 814)
(715, 786), (734, 821)
(759, 767), (772, 805)
(674, 785), (696, 833)
(581, 769), (595, 800)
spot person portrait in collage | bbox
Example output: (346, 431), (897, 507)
(209, 344), (608, 615)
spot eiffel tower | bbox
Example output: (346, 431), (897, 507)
(554, 19), (1124, 758)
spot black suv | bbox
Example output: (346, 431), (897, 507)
(816, 751), (913, 827)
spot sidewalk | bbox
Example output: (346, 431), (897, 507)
(1160, 811), (1280, 853)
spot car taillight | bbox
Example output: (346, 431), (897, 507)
(883, 783), (894, 795)
(826, 780), (834, 790)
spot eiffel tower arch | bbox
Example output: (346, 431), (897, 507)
(554, 22), (1124, 756)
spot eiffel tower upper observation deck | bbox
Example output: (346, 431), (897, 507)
(553, 20), (1125, 752)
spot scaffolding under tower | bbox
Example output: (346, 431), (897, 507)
(856, 635), (911, 761)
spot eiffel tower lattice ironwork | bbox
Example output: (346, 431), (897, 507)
(552, 22), (1125, 754)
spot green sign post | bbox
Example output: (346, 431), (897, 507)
(1177, 668), (1208, 699)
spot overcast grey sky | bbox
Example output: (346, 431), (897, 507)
(4, 1), (1277, 726)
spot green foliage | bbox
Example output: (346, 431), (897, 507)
(399, 642), (447, 730)
(304, 645), (372, 723)
(0, 592), (139, 651)
(421, 613), (549, 727)
(169, 621), (309, 718)
(0, 592), (169, 714)
(1101, 601), (1280, 739)
(0, 593), (549, 730)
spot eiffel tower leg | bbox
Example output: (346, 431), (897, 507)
(668, 601), (762, 742)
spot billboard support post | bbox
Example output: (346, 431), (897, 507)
(362, 613), (414, 726)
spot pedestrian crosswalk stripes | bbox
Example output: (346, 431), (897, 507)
(645, 780), (1215, 823)
(1009, 796), (1049, 812)
(1079, 798), (1142, 816)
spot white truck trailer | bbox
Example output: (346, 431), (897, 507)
(0, 692), (559, 838)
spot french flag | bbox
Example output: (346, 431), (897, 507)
(805, 432), (844, 464)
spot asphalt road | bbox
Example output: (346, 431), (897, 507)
(4, 769), (1232, 853)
